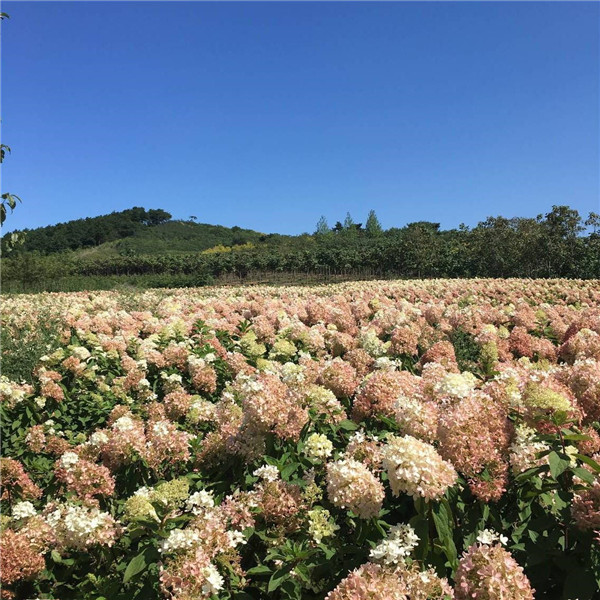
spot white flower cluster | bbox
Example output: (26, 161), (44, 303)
(369, 523), (419, 565)
(112, 415), (136, 432)
(306, 385), (345, 420)
(226, 530), (247, 548)
(237, 375), (265, 395)
(382, 435), (457, 500)
(307, 507), (339, 544)
(253, 464), (280, 482)
(348, 430), (367, 445)
(493, 368), (523, 407)
(159, 528), (201, 554)
(134, 486), (152, 498)
(70, 346), (91, 361)
(476, 528), (508, 546)
(508, 424), (550, 475)
(373, 357), (402, 371)
(326, 458), (384, 519)
(152, 421), (171, 437)
(188, 355), (208, 370)
(12, 500), (37, 521)
(393, 395), (436, 441)
(435, 372), (477, 400)
(88, 431), (109, 447)
(59, 451), (80, 471)
(0, 376), (27, 404)
(46, 504), (116, 549)
(189, 397), (216, 422)
(304, 433), (334, 461)
(280, 362), (306, 385)
(44, 419), (59, 436)
(268, 338), (297, 360)
(201, 563), (224, 596)
(161, 372), (183, 392)
(186, 490), (215, 514)
(358, 328), (390, 358)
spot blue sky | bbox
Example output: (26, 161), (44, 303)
(2, 1), (599, 234)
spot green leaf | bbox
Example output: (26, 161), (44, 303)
(246, 565), (272, 577)
(572, 467), (595, 485)
(576, 454), (600, 473)
(268, 564), (294, 592)
(561, 432), (591, 442)
(409, 514), (430, 561)
(548, 451), (570, 479)
(432, 502), (458, 570)
(337, 419), (358, 431)
(123, 549), (150, 584)
(280, 462), (300, 480)
(280, 578), (302, 600)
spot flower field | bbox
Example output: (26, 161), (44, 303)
(2, 279), (600, 599)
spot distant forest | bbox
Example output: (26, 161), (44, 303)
(2, 204), (599, 292)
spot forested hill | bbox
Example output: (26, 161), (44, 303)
(2, 207), (172, 254)
(2, 205), (600, 292)
(1, 207), (268, 255)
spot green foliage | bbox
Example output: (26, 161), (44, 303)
(3, 204), (600, 293)
(0, 311), (62, 383)
(2, 207), (172, 255)
(315, 216), (330, 236)
(365, 209), (382, 236)
(1, 192), (21, 227)
(448, 327), (481, 372)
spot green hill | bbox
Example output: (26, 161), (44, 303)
(88, 220), (272, 257)
(1, 208), (276, 257)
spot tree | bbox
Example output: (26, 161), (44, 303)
(539, 205), (584, 277)
(315, 215), (329, 235)
(332, 221), (344, 233)
(365, 209), (383, 236)
(343, 212), (355, 230)
(585, 212), (600, 234)
(146, 209), (172, 226)
(189, 215), (198, 222)
(401, 222), (442, 278)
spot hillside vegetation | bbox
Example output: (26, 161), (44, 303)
(2, 207), (270, 256)
(2, 205), (599, 292)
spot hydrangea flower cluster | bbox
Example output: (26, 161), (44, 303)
(369, 523), (419, 565)
(382, 435), (457, 501)
(304, 433), (334, 461)
(455, 543), (534, 600)
(326, 458), (385, 518)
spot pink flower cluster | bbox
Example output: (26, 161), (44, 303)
(455, 543), (534, 600)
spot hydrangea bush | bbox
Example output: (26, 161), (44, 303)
(2, 279), (600, 599)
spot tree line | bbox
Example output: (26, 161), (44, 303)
(2, 205), (599, 291)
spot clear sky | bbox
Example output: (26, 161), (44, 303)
(2, 1), (599, 234)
